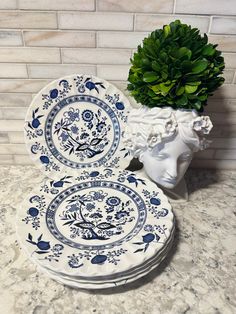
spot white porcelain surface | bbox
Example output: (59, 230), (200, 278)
(24, 74), (132, 180)
(124, 107), (213, 189)
(16, 168), (174, 280)
(34, 231), (175, 289)
(38, 225), (175, 285)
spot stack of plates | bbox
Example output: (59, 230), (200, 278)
(16, 168), (175, 289)
(17, 74), (175, 289)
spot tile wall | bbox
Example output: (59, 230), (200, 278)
(0, 0), (235, 168)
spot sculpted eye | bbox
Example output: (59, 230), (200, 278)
(154, 153), (168, 160)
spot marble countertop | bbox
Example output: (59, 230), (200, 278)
(0, 166), (235, 314)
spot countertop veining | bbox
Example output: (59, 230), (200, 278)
(0, 166), (235, 314)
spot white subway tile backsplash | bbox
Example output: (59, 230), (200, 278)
(0, 93), (32, 107)
(194, 149), (215, 159)
(0, 120), (24, 132)
(97, 65), (129, 81)
(211, 17), (236, 35)
(209, 112), (236, 124)
(14, 154), (33, 164)
(97, 0), (174, 13)
(28, 64), (96, 79)
(19, 0), (95, 11)
(208, 35), (236, 53)
(228, 100), (236, 108)
(222, 70), (235, 84)
(97, 32), (148, 48)
(0, 48), (60, 63)
(0, 80), (50, 93)
(175, 0), (236, 15)
(206, 99), (236, 112)
(0, 132), (9, 143)
(24, 31), (96, 48)
(0, 31), (23, 46)
(0, 107), (28, 119)
(191, 159), (236, 169)
(0, 11), (57, 29)
(62, 48), (131, 64)
(209, 124), (236, 138)
(211, 138), (236, 149)
(212, 85), (236, 99)
(0, 64), (28, 78)
(58, 12), (133, 31)
(0, 0), (17, 9)
(8, 131), (24, 143)
(0, 154), (14, 164)
(135, 14), (209, 33)
(215, 149), (236, 159)
(223, 53), (236, 69)
(0, 144), (27, 155)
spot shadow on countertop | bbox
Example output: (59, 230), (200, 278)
(185, 168), (220, 195)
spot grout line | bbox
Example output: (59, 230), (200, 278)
(173, 0), (177, 14)
(26, 63), (30, 79)
(95, 31), (97, 47)
(21, 30), (25, 46)
(133, 13), (136, 31)
(56, 11), (59, 30)
(208, 16), (213, 34)
(232, 70), (236, 84)
(0, 27), (136, 32)
(212, 149), (217, 159)
(59, 47), (62, 63)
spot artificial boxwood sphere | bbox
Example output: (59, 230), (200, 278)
(127, 20), (225, 112)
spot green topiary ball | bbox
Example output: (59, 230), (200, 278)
(127, 20), (225, 112)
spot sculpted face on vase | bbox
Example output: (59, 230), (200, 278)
(139, 132), (193, 189)
(124, 107), (213, 190)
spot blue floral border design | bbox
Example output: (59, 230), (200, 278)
(44, 95), (120, 169)
(46, 180), (147, 250)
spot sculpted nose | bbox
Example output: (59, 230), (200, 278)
(166, 160), (178, 178)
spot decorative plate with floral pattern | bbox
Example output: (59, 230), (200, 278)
(24, 74), (132, 179)
(37, 232), (175, 289)
(16, 168), (174, 281)
(40, 224), (175, 287)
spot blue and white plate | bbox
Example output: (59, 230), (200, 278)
(24, 74), (132, 179)
(37, 231), (175, 289)
(16, 168), (174, 283)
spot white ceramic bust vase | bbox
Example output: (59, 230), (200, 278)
(124, 106), (213, 200)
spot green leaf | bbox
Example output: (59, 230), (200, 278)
(181, 60), (193, 73)
(192, 60), (208, 74)
(176, 95), (188, 106)
(186, 81), (201, 86)
(152, 82), (175, 96)
(159, 82), (174, 94)
(176, 47), (192, 60)
(185, 84), (198, 93)
(164, 24), (171, 37)
(161, 71), (168, 80)
(198, 94), (208, 101)
(193, 100), (202, 110)
(151, 61), (161, 72)
(141, 57), (150, 66)
(176, 85), (185, 96)
(202, 44), (215, 56)
(143, 72), (158, 83)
